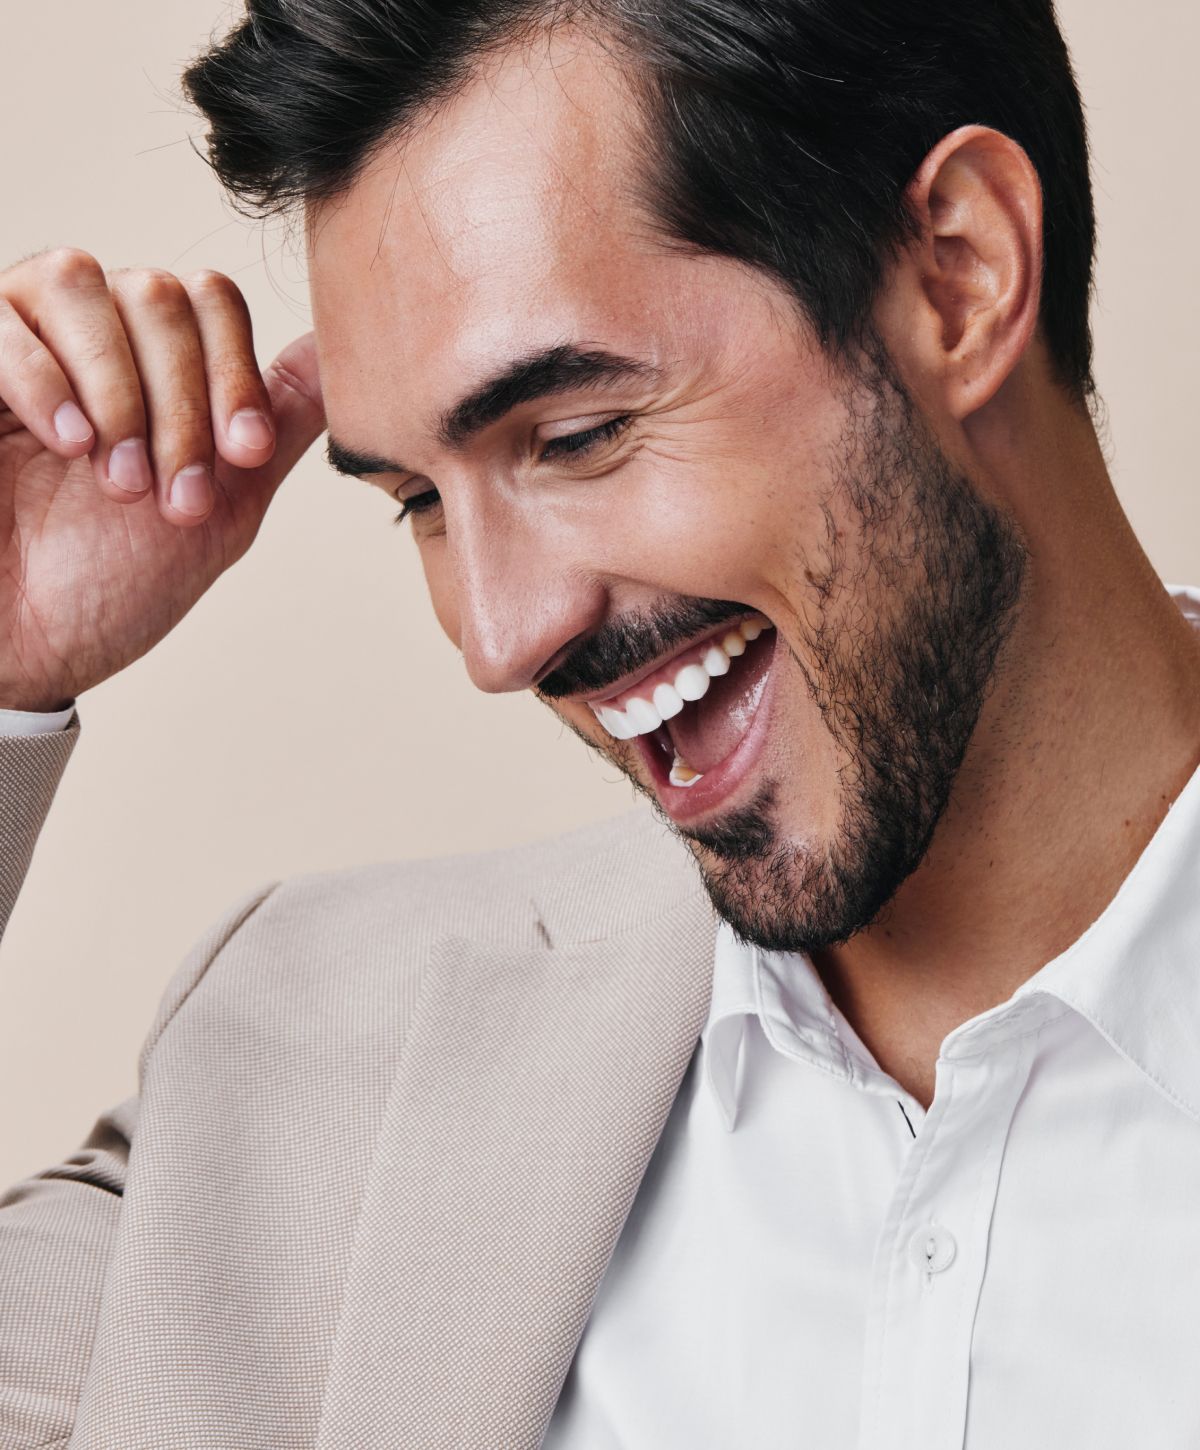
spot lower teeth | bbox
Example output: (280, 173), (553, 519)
(669, 753), (704, 789)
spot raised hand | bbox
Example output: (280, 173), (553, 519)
(0, 248), (326, 710)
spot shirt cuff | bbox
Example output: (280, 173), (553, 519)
(0, 702), (77, 736)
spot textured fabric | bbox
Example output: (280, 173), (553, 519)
(0, 715), (79, 941)
(4, 585), (1197, 1448)
(545, 583), (1200, 1450)
(0, 715), (716, 1449)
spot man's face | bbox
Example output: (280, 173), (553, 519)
(309, 24), (1027, 953)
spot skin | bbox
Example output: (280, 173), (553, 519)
(3, 23), (1198, 1107)
(0, 257), (324, 708)
(308, 25), (1200, 1106)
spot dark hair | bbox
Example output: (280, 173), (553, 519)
(183, 0), (1097, 401)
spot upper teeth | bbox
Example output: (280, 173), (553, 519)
(589, 616), (774, 741)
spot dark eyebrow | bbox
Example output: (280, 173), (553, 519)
(325, 342), (660, 479)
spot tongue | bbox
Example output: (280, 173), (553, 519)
(666, 632), (773, 774)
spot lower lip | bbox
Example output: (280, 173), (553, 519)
(636, 636), (778, 823)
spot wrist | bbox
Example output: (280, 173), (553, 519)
(0, 692), (75, 714)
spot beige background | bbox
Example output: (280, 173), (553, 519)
(1, 0), (1196, 1185)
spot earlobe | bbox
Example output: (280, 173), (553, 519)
(891, 125), (1044, 420)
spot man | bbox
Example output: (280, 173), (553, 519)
(1, 0), (1198, 1446)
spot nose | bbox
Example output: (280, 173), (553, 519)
(447, 502), (608, 695)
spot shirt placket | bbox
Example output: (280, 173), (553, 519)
(855, 1007), (1051, 1450)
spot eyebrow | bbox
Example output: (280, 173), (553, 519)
(325, 342), (661, 479)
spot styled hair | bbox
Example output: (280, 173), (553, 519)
(183, 0), (1097, 400)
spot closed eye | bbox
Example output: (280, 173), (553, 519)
(538, 414), (633, 462)
(392, 415), (635, 527)
(393, 491), (440, 526)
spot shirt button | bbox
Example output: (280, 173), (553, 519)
(908, 1224), (957, 1273)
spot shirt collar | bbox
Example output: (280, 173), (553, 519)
(700, 925), (758, 1131)
(702, 922), (915, 1132)
(701, 582), (1200, 1131)
(1008, 735), (1200, 1121)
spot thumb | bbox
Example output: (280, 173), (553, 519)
(255, 331), (327, 499)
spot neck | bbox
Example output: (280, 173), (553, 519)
(811, 379), (1200, 1108)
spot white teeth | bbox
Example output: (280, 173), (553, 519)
(702, 645), (731, 677)
(722, 631), (747, 658)
(625, 697), (663, 736)
(595, 705), (634, 740)
(674, 663), (711, 702)
(652, 682), (685, 721)
(669, 754), (704, 788)
(589, 616), (775, 743)
(738, 614), (774, 643)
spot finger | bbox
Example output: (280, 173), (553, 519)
(179, 269), (276, 471)
(110, 269), (215, 527)
(0, 295), (96, 459)
(13, 249), (154, 501)
(216, 333), (325, 527)
(249, 332), (326, 502)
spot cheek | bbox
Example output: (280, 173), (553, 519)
(586, 453), (824, 608)
(640, 415), (858, 615)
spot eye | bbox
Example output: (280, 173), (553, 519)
(389, 415), (634, 527)
(538, 414), (633, 462)
(392, 488), (441, 526)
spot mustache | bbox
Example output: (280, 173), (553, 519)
(537, 596), (748, 700)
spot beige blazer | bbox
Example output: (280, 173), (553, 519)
(0, 718), (719, 1450)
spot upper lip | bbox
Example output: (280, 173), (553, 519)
(575, 614), (759, 708)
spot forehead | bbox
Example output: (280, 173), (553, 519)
(307, 25), (675, 432)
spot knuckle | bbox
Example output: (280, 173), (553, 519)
(270, 358), (318, 408)
(40, 246), (106, 292)
(161, 392), (213, 437)
(0, 301), (27, 353)
(182, 268), (240, 307)
(115, 267), (190, 312)
(208, 352), (263, 396)
(11, 340), (53, 386)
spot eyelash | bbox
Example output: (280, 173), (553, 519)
(391, 414), (634, 526)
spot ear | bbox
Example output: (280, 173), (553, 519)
(875, 125), (1044, 420)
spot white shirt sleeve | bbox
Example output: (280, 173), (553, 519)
(0, 702), (77, 736)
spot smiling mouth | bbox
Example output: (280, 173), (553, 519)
(586, 614), (777, 808)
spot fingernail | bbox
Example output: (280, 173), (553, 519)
(170, 464), (212, 517)
(108, 438), (153, 494)
(54, 400), (93, 445)
(228, 408), (274, 450)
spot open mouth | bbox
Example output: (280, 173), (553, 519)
(587, 614), (778, 819)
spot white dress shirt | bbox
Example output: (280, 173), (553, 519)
(0, 701), (76, 736)
(5, 586), (1200, 1449)
(544, 582), (1200, 1450)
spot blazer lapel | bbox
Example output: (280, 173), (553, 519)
(315, 837), (717, 1450)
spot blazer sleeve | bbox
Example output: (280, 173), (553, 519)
(0, 714), (280, 1448)
(0, 713), (80, 947)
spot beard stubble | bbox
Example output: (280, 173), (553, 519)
(675, 338), (1030, 956)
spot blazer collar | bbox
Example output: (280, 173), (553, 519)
(526, 805), (713, 947)
(316, 814), (718, 1450)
